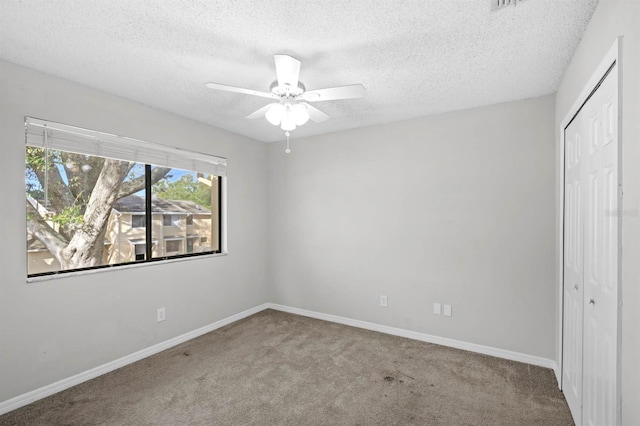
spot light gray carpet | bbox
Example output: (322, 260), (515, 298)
(0, 309), (573, 425)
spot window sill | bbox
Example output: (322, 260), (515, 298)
(26, 252), (228, 283)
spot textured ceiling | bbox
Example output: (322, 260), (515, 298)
(0, 0), (598, 142)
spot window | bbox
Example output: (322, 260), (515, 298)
(25, 117), (226, 278)
(131, 215), (145, 228)
(163, 214), (180, 227)
(165, 240), (181, 253)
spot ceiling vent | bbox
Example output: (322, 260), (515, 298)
(491, 0), (527, 11)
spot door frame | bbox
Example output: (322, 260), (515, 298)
(557, 36), (622, 421)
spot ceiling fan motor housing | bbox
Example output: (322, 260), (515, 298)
(270, 81), (305, 97)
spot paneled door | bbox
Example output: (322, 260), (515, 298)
(563, 109), (584, 425)
(562, 63), (619, 426)
(582, 63), (618, 426)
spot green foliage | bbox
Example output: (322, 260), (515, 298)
(25, 147), (88, 236)
(152, 174), (211, 209)
(25, 147), (64, 194)
(25, 146), (46, 187)
(25, 146), (47, 171)
(25, 146), (65, 174)
(50, 204), (84, 229)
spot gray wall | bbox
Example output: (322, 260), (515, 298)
(554, 0), (640, 423)
(0, 60), (269, 402)
(268, 95), (557, 359)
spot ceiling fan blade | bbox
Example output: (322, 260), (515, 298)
(301, 102), (330, 123)
(205, 82), (275, 99)
(274, 55), (301, 88)
(246, 103), (275, 119)
(300, 84), (365, 102)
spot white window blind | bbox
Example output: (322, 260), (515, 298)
(25, 117), (227, 177)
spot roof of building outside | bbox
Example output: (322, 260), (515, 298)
(113, 195), (211, 214)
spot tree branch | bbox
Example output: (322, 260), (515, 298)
(61, 152), (106, 201)
(26, 201), (69, 264)
(117, 166), (172, 199)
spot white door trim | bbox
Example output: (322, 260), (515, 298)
(557, 36), (622, 421)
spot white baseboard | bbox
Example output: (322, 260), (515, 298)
(553, 363), (562, 389)
(1, 301), (558, 416)
(0, 303), (270, 416)
(267, 303), (558, 370)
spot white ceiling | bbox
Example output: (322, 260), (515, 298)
(0, 0), (598, 143)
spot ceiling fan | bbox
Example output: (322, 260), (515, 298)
(205, 54), (365, 152)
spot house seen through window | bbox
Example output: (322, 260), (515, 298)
(25, 117), (225, 277)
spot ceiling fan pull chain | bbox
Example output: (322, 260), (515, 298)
(285, 131), (291, 154)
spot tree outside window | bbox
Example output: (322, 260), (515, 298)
(25, 118), (223, 277)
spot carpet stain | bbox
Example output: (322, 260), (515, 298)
(384, 376), (395, 382)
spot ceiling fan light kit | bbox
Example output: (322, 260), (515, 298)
(265, 101), (310, 130)
(265, 103), (285, 126)
(205, 54), (365, 153)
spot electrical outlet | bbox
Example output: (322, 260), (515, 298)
(157, 307), (166, 322)
(443, 305), (452, 317)
(433, 302), (442, 315)
(379, 295), (388, 307)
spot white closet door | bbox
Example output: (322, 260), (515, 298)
(563, 64), (619, 426)
(582, 66), (618, 426)
(563, 110), (585, 425)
